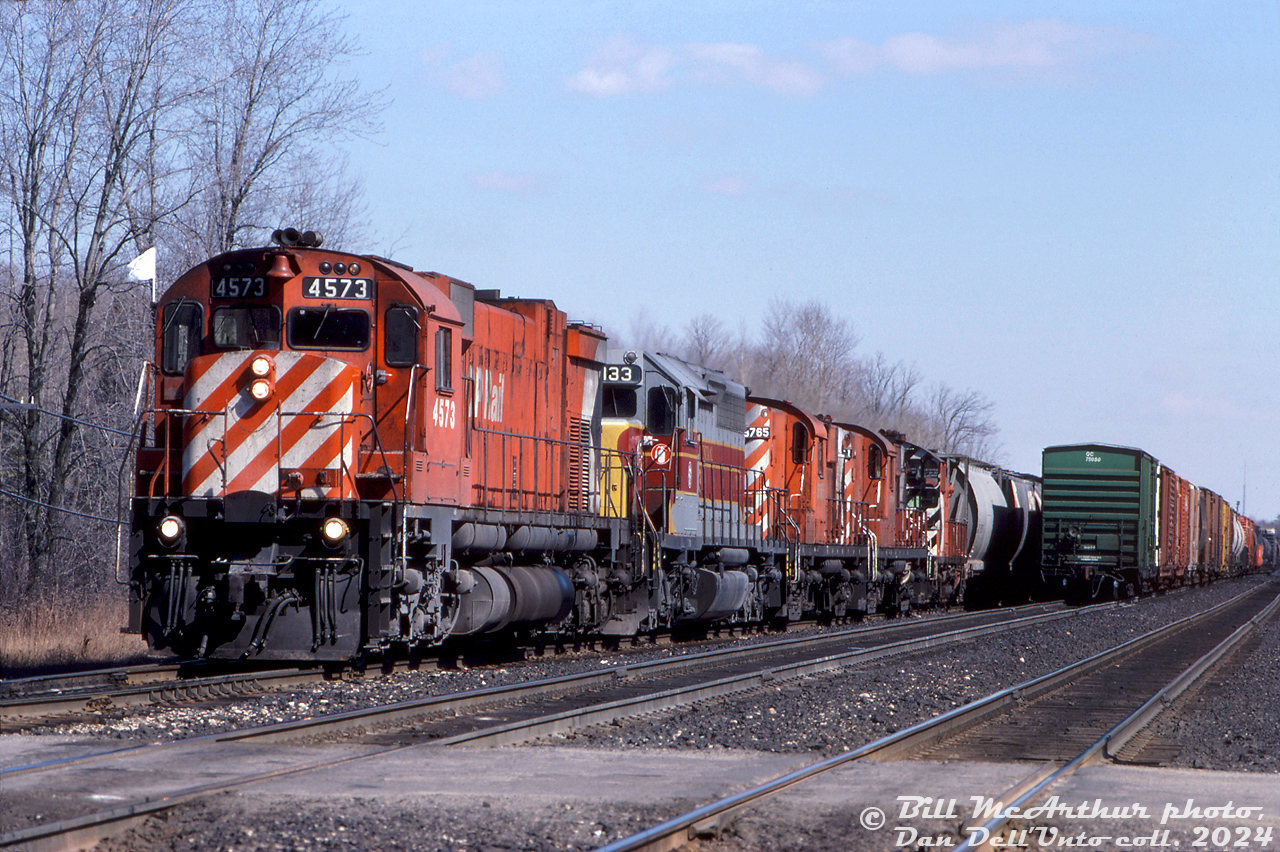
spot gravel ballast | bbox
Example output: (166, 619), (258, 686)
(537, 578), (1276, 756)
(9, 577), (1276, 852)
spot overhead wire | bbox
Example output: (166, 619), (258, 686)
(0, 486), (118, 524)
(0, 390), (134, 437)
(0, 390), (136, 523)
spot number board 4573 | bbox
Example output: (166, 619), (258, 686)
(210, 277), (267, 299)
(302, 276), (373, 300)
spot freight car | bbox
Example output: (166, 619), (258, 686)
(1040, 443), (1261, 600)
(946, 457), (1043, 608)
(125, 232), (1041, 661)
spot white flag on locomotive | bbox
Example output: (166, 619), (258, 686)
(126, 246), (157, 301)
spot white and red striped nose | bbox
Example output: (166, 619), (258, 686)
(181, 351), (360, 500)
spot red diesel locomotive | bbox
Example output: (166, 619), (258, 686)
(126, 231), (1041, 661)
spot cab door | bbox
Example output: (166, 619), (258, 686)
(419, 319), (465, 504)
(377, 302), (422, 452)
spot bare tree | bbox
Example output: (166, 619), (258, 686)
(921, 383), (1000, 459)
(680, 312), (729, 368)
(854, 352), (923, 429)
(177, 0), (382, 257)
(0, 0), (382, 605)
(622, 307), (678, 354)
(0, 0), (187, 598)
(743, 297), (861, 415)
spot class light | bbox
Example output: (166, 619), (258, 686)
(250, 355), (273, 377)
(321, 517), (350, 545)
(157, 515), (186, 545)
(250, 378), (273, 401)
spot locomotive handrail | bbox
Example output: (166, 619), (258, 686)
(470, 422), (605, 516)
(115, 362), (159, 585)
(128, 405), (401, 504)
(697, 450), (753, 545)
(598, 447), (636, 520)
(824, 493), (876, 547)
(391, 364), (425, 589)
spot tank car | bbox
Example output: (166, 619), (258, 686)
(946, 459), (1043, 608)
(1257, 526), (1279, 571)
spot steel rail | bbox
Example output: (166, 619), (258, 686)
(0, 605), (1087, 852)
(0, 666), (337, 722)
(0, 602), (1076, 779)
(588, 583), (1279, 852)
(0, 663), (186, 699)
(0, 603), (1061, 722)
(951, 584), (1280, 852)
(221, 603), (1082, 745)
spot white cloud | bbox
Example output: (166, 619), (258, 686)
(567, 21), (1142, 98)
(819, 20), (1148, 79)
(568, 35), (821, 98)
(688, 42), (825, 97)
(567, 35), (677, 96)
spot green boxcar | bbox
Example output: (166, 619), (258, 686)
(1041, 443), (1158, 599)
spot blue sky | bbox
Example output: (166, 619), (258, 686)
(337, 2), (1280, 520)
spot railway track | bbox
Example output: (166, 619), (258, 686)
(0, 664), (342, 728)
(0, 663), (187, 699)
(0, 604), (1060, 727)
(1, 602), (1080, 851)
(589, 581), (1280, 852)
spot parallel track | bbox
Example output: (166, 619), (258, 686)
(587, 582), (1280, 852)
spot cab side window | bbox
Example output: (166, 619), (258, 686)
(162, 301), (203, 374)
(435, 327), (453, 391)
(868, 445), (884, 480)
(791, 422), (809, 465)
(385, 306), (419, 367)
(646, 387), (676, 436)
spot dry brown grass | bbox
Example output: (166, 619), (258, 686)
(0, 597), (153, 676)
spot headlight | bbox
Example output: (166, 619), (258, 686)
(321, 517), (350, 545)
(250, 378), (273, 401)
(157, 515), (186, 545)
(250, 355), (273, 377)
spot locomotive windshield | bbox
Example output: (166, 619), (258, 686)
(212, 306), (281, 350)
(287, 307), (370, 350)
(602, 386), (637, 418)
